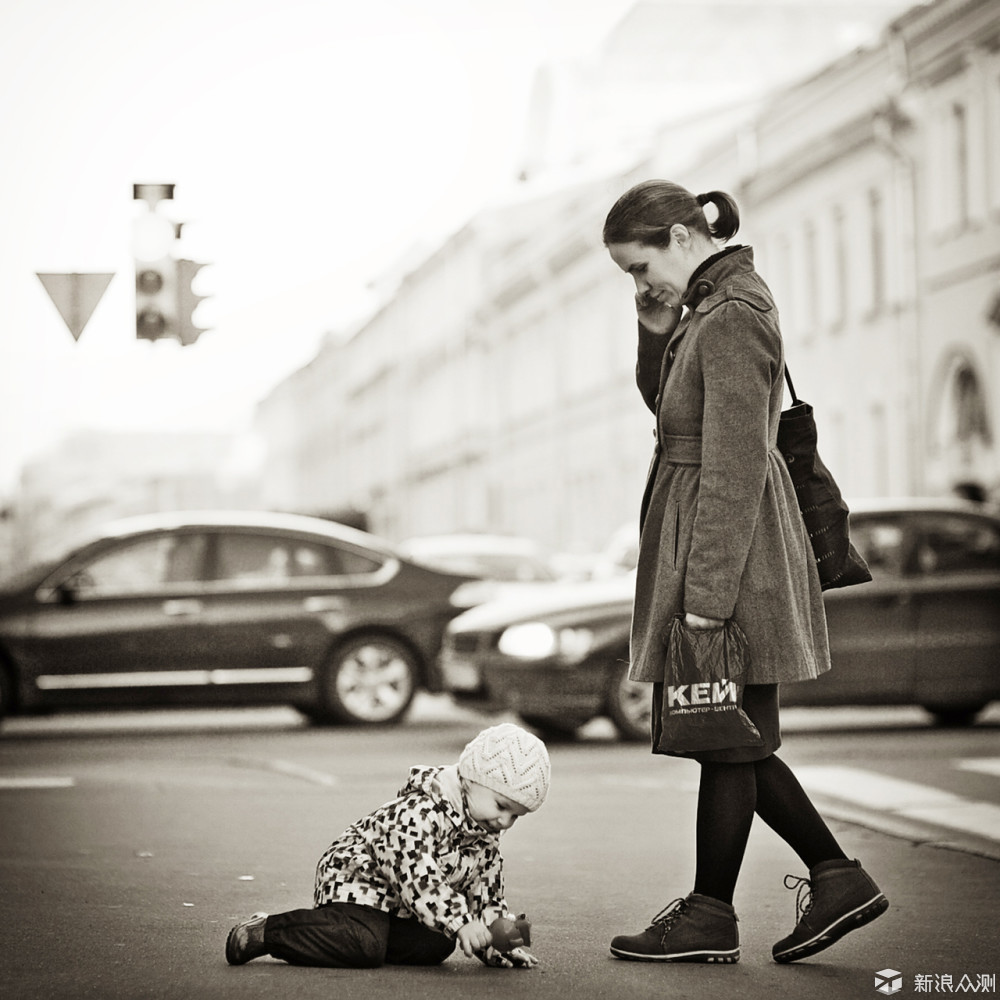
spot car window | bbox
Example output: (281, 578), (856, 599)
(211, 534), (382, 586)
(70, 533), (208, 596)
(336, 547), (383, 576)
(214, 535), (315, 585)
(851, 520), (906, 578)
(913, 515), (1000, 575)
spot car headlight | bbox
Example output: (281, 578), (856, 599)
(497, 623), (595, 662)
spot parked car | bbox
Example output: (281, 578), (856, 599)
(398, 533), (558, 605)
(0, 511), (476, 728)
(589, 522), (639, 580)
(439, 499), (1000, 740)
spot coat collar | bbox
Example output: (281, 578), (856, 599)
(679, 244), (754, 310)
(660, 245), (756, 372)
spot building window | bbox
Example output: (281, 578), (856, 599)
(928, 96), (975, 234)
(868, 188), (885, 315)
(951, 101), (970, 229)
(870, 402), (889, 495)
(832, 206), (848, 329)
(773, 232), (794, 338)
(799, 221), (819, 339)
(992, 70), (1000, 213)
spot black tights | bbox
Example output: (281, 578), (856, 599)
(692, 754), (847, 905)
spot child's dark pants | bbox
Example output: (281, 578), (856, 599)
(263, 902), (456, 968)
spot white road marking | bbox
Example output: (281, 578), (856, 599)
(0, 776), (76, 789)
(796, 766), (1000, 843)
(264, 759), (338, 786)
(956, 758), (1000, 778)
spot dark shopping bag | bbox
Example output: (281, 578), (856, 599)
(779, 368), (872, 591)
(654, 617), (763, 754)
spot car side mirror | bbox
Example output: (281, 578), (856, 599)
(55, 579), (79, 605)
(53, 570), (93, 605)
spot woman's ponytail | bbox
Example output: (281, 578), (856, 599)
(696, 191), (740, 241)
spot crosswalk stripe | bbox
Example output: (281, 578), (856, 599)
(796, 766), (1000, 843)
(0, 777), (76, 789)
(261, 759), (338, 786)
(956, 758), (1000, 778)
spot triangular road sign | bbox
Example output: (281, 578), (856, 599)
(36, 272), (115, 341)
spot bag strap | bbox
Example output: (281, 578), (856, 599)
(783, 365), (802, 405)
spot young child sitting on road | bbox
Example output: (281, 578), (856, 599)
(225, 722), (550, 970)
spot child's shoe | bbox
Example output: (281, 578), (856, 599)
(772, 859), (888, 963)
(225, 912), (269, 965)
(610, 893), (740, 963)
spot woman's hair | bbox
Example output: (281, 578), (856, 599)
(603, 180), (740, 247)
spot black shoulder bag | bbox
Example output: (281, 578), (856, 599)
(778, 367), (872, 591)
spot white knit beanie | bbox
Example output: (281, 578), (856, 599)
(458, 723), (550, 812)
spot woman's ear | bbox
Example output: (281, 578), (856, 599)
(669, 223), (691, 249)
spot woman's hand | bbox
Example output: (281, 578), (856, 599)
(636, 292), (682, 336)
(684, 612), (724, 630)
(457, 920), (493, 957)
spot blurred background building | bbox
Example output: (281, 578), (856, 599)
(4, 0), (998, 568)
(9, 430), (257, 565)
(254, 0), (1000, 555)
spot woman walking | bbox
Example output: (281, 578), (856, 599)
(603, 180), (887, 964)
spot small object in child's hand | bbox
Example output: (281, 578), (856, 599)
(488, 915), (531, 951)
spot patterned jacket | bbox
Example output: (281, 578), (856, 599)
(313, 764), (509, 937)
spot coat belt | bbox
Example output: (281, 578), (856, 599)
(656, 433), (702, 465)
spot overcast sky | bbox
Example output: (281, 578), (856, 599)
(0, 0), (648, 492)
(0, 0), (906, 494)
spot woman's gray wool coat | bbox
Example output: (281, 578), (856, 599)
(629, 246), (831, 685)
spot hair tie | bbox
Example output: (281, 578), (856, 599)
(696, 192), (712, 207)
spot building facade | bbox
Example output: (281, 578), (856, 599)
(10, 430), (253, 568)
(698, 0), (1000, 502)
(255, 0), (1000, 554)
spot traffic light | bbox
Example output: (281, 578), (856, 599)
(132, 206), (178, 341)
(135, 255), (178, 341)
(176, 259), (208, 346)
(131, 185), (211, 345)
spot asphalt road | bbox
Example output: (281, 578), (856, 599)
(1, 698), (998, 1000)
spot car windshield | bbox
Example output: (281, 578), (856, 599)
(0, 556), (62, 592)
(0, 523), (108, 591)
(410, 551), (555, 582)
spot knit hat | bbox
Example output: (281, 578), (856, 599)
(458, 723), (550, 812)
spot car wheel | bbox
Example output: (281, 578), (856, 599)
(316, 633), (419, 726)
(605, 658), (650, 742)
(924, 703), (986, 728)
(519, 715), (585, 742)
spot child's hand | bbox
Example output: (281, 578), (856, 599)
(457, 920), (492, 958)
(474, 945), (539, 969)
(505, 946), (539, 968)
